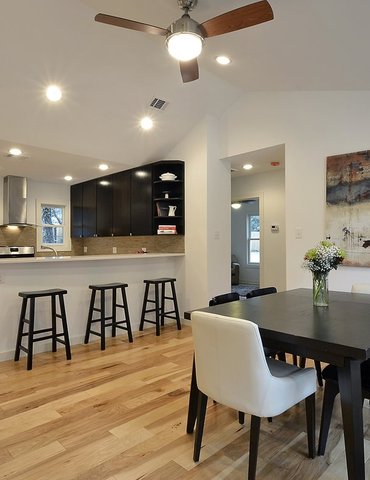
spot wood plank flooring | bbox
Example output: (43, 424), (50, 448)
(0, 324), (369, 479)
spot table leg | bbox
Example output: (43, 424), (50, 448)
(186, 356), (199, 434)
(337, 358), (364, 480)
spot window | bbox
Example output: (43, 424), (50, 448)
(36, 200), (71, 253)
(41, 204), (65, 245)
(247, 214), (260, 264)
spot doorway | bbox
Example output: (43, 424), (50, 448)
(228, 143), (286, 292)
(231, 198), (260, 294)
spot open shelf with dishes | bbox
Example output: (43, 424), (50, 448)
(152, 160), (184, 235)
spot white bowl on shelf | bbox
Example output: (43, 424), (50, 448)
(160, 172), (177, 181)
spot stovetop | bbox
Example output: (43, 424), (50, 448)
(0, 246), (35, 257)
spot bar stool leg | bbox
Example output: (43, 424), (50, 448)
(160, 282), (165, 326)
(155, 282), (160, 336)
(139, 283), (150, 331)
(121, 286), (133, 343)
(100, 290), (106, 350)
(85, 289), (96, 344)
(170, 281), (182, 331)
(14, 298), (27, 361)
(59, 293), (72, 360)
(112, 287), (117, 338)
(27, 298), (35, 371)
(51, 294), (57, 352)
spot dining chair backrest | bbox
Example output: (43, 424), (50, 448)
(191, 310), (317, 419)
(209, 292), (239, 306)
(246, 287), (277, 299)
(351, 283), (370, 294)
(192, 311), (271, 416)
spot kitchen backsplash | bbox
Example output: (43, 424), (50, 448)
(0, 226), (184, 256)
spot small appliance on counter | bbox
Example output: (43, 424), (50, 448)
(0, 246), (35, 258)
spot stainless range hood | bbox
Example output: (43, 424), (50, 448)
(2, 175), (34, 227)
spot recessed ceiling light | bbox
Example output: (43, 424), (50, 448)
(99, 164), (109, 171)
(243, 164), (253, 170)
(216, 55), (231, 65)
(140, 116), (154, 131)
(64, 175), (73, 181)
(8, 147), (22, 156)
(46, 85), (62, 102)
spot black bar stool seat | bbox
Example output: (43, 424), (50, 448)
(14, 288), (71, 370)
(139, 277), (181, 336)
(84, 282), (133, 350)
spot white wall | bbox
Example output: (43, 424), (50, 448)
(231, 201), (260, 286)
(26, 179), (70, 226)
(232, 170), (286, 291)
(167, 115), (230, 311)
(223, 91), (370, 291)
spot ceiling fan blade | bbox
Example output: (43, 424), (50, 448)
(200, 0), (273, 38)
(95, 13), (168, 36)
(179, 59), (199, 83)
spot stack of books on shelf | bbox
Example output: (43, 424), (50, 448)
(157, 225), (177, 235)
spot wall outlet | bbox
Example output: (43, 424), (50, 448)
(113, 247), (117, 254)
(84, 246), (88, 253)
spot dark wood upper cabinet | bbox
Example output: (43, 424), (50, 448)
(82, 179), (97, 238)
(152, 160), (185, 235)
(96, 175), (113, 237)
(70, 183), (83, 238)
(112, 170), (131, 236)
(70, 161), (184, 238)
(130, 166), (152, 236)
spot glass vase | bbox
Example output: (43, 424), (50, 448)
(312, 272), (329, 307)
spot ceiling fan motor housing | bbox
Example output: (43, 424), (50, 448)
(167, 14), (204, 40)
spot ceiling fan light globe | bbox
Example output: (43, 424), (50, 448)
(167, 32), (203, 61)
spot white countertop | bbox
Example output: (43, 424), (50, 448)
(0, 253), (184, 264)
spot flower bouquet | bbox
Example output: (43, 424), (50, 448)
(303, 241), (345, 306)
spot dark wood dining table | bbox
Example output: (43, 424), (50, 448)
(185, 288), (370, 480)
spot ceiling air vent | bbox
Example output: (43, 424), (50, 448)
(149, 97), (169, 110)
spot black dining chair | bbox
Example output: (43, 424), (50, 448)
(318, 360), (370, 455)
(246, 287), (323, 386)
(245, 286), (278, 299)
(317, 285), (370, 456)
(245, 287), (286, 362)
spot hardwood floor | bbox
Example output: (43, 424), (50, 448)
(0, 324), (369, 479)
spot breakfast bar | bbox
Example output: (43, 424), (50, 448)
(0, 252), (184, 361)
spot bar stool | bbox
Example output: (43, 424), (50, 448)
(14, 288), (72, 370)
(139, 277), (181, 336)
(84, 282), (133, 350)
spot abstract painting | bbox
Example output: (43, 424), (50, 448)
(326, 150), (370, 266)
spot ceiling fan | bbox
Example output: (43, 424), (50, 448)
(95, 0), (274, 83)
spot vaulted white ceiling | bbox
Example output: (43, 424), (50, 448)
(0, 0), (369, 183)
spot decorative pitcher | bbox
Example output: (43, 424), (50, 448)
(168, 205), (177, 216)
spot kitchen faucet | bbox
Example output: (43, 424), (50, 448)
(41, 245), (58, 256)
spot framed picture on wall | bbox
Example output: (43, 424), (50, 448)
(326, 150), (370, 267)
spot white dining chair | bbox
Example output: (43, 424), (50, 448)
(351, 283), (370, 294)
(191, 311), (317, 480)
